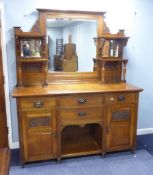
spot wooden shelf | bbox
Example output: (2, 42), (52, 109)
(17, 58), (48, 63)
(97, 58), (128, 62)
(94, 35), (129, 40)
(15, 33), (46, 38)
(14, 27), (45, 38)
(62, 135), (101, 158)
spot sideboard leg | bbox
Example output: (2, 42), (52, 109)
(20, 162), (25, 168)
(131, 148), (136, 154)
(101, 152), (105, 158)
(57, 157), (61, 163)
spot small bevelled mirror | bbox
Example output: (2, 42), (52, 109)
(21, 39), (42, 58)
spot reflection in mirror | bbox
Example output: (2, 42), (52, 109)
(46, 19), (97, 72)
(21, 39), (42, 58)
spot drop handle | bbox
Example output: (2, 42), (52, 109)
(78, 98), (87, 104)
(117, 95), (125, 101)
(33, 101), (44, 108)
(78, 111), (87, 117)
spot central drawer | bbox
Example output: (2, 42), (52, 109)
(60, 107), (103, 123)
(59, 94), (103, 107)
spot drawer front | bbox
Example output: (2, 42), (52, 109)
(20, 97), (56, 110)
(60, 107), (103, 122)
(60, 94), (103, 107)
(106, 93), (136, 104)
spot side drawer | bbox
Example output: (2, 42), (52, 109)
(60, 107), (104, 123)
(106, 93), (136, 104)
(59, 94), (104, 107)
(20, 97), (56, 110)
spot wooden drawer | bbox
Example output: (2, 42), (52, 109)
(60, 107), (103, 124)
(60, 94), (103, 107)
(20, 97), (56, 110)
(106, 93), (136, 104)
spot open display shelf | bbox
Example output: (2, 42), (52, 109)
(61, 124), (102, 158)
(93, 31), (129, 84)
(14, 27), (48, 87)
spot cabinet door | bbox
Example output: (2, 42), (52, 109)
(106, 104), (136, 152)
(22, 110), (57, 161)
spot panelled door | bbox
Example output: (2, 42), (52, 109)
(106, 104), (136, 152)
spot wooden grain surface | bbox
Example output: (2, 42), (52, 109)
(12, 83), (143, 97)
(0, 148), (11, 175)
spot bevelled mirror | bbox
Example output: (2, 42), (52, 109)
(46, 18), (97, 72)
(37, 9), (105, 74)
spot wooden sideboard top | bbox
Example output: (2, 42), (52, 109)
(12, 83), (143, 98)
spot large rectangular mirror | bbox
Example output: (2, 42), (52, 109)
(37, 9), (105, 75)
(14, 9), (106, 86)
(46, 18), (97, 72)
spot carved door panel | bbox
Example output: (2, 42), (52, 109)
(22, 110), (57, 162)
(106, 104), (136, 152)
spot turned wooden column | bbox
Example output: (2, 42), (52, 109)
(17, 62), (23, 87)
(101, 61), (106, 84)
(122, 60), (128, 82)
(43, 62), (48, 86)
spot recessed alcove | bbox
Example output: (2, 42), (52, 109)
(61, 124), (102, 157)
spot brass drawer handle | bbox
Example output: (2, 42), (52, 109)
(110, 97), (114, 102)
(78, 98), (87, 104)
(33, 101), (44, 108)
(117, 95), (125, 101)
(78, 111), (87, 117)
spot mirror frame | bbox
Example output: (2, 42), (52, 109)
(36, 9), (106, 83)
